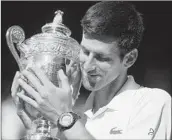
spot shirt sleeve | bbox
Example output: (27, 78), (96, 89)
(2, 99), (26, 139)
(121, 92), (171, 140)
(154, 99), (171, 140)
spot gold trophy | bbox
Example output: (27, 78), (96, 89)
(6, 10), (81, 140)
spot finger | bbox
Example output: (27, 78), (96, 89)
(67, 60), (75, 68)
(68, 65), (78, 78)
(21, 70), (44, 95)
(12, 89), (24, 105)
(12, 88), (32, 129)
(71, 64), (80, 77)
(66, 61), (77, 76)
(18, 78), (42, 103)
(28, 66), (51, 86)
(17, 106), (32, 129)
(58, 69), (71, 92)
(11, 71), (20, 97)
(57, 73), (62, 88)
(65, 58), (71, 66)
(75, 64), (82, 79)
(17, 92), (38, 109)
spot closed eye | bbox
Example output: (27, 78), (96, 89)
(83, 49), (90, 56)
(95, 54), (111, 62)
(81, 45), (90, 56)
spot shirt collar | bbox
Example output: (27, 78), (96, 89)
(106, 75), (140, 109)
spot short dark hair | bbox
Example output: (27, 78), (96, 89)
(81, 1), (144, 58)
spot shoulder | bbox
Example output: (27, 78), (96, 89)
(138, 87), (171, 103)
(132, 87), (171, 113)
(128, 87), (171, 122)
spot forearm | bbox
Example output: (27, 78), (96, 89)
(62, 120), (95, 140)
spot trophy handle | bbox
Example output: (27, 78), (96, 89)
(6, 25), (25, 71)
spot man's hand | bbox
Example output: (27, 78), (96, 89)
(16, 66), (74, 125)
(66, 60), (82, 104)
(11, 71), (32, 130)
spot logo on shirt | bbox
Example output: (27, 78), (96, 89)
(148, 128), (154, 135)
(110, 127), (123, 135)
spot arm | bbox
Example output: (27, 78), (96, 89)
(2, 98), (26, 139)
(63, 120), (95, 140)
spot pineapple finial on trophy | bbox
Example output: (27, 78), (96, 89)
(41, 10), (71, 37)
(53, 10), (64, 24)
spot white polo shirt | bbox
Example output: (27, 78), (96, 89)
(84, 76), (171, 139)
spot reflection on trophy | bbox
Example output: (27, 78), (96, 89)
(6, 10), (81, 140)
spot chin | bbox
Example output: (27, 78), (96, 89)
(83, 84), (95, 91)
(82, 72), (104, 91)
(82, 80), (102, 91)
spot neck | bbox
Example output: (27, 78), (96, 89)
(92, 72), (128, 114)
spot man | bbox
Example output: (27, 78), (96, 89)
(11, 1), (171, 139)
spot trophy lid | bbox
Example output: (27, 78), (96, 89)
(42, 10), (71, 37)
(19, 10), (80, 62)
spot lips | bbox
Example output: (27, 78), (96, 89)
(81, 68), (102, 81)
(89, 74), (99, 76)
(87, 71), (101, 76)
(87, 72), (100, 77)
(87, 73), (101, 81)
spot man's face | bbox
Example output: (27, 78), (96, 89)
(80, 35), (126, 91)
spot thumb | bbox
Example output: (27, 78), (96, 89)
(58, 69), (71, 92)
(16, 91), (32, 129)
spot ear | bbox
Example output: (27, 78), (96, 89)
(123, 49), (138, 68)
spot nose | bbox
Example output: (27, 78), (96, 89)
(80, 52), (96, 72)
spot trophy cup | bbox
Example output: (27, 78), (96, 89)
(6, 10), (81, 140)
